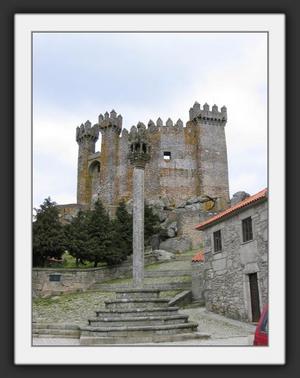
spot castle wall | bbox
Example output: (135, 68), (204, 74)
(159, 123), (199, 206)
(96, 111), (122, 211)
(76, 121), (98, 205)
(118, 129), (133, 202)
(197, 121), (230, 202)
(76, 102), (230, 211)
(144, 127), (161, 201)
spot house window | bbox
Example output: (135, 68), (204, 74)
(163, 151), (171, 161)
(213, 230), (222, 252)
(242, 217), (253, 242)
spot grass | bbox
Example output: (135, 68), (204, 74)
(45, 252), (107, 269)
(101, 275), (191, 286)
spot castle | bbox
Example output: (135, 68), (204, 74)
(75, 101), (230, 214)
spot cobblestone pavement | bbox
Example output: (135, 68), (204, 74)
(33, 290), (179, 326)
(180, 307), (256, 339)
(33, 291), (115, 326)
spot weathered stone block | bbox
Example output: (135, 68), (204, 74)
(159, 236), (192, 253)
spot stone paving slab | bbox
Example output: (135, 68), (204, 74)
(179, 307), (256, 339)
(33, 335), (253, 346)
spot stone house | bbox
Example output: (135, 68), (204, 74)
(195, 188), (268, 322)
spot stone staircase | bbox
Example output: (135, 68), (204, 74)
(88, 250), (194, 293)
(79, 288), (209, 345)
(33, 250), (203, 344)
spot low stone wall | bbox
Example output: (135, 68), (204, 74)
(33, 255), (156, 298)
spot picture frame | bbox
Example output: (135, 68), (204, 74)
(14, 12), (285, 366)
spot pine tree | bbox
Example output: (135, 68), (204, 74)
(85, 200), (112, 267)
(109, 200), (133, 265)
(32, 197), (66, 267)
(144, 203), (160, 247)
(64, 210), (89, 266)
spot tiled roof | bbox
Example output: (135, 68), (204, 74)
(195, 188), (268, 230)
(192, 251), (204, 263)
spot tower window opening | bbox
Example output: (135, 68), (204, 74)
(163, 151), (171, 161)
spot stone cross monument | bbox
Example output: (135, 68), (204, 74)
(128, 122), (151, 287)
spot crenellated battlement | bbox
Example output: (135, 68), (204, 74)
(146, 117), (184, 133)
(189, 101), (227, 125)
(76, 120), (99, 144)
(98, 109), (123, 134)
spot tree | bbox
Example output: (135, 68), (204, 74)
(64, 210), (90, 266)
(108, 201), (133, 265)
(144, 203), (160, 247)
(85, 200), (112, 267)
(32, 197), (66, 267)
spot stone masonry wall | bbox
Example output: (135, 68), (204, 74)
(203, 200), (268, 322)
(33, 255), (157, 298)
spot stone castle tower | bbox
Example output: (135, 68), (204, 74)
(75, 102), (230, 213)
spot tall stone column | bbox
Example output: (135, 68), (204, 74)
(132, 167), (145, 287)
(128, 122), (151, 288)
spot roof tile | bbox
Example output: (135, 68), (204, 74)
(195, 188), (268, 230)
(192, 251), (204, 263)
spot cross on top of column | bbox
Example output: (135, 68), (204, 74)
(128, 122), (151, 169)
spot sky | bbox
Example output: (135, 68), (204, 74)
(33, 32), (267, 209)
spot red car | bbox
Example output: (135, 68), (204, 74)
(253, 304), (268, 346)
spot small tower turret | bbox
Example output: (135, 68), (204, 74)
(76, 120), (99, 205)
(190, 101), (230, 207)
(97, 110), (123, 210)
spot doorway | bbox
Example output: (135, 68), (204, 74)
(248, 273), (261, 322)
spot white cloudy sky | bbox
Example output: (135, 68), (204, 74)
(33, 32), (267, 209)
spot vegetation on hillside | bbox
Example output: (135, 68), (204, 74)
(33, 198), (161, 268)
(32, 197), (66, 267)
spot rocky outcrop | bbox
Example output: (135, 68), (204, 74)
(230, 191), (250, 206)
(159, 236), (192, 254)
(152, 249), (176, 261)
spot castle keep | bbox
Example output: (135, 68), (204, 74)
(76, 102), (230, 212)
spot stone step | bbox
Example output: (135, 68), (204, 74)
(80, 322), (198, 339)
(33, 328), (80, 337)
(90, 282), (191, 292)
(79, 332), (210, 345)
(95, 306), (180, 318)
(115, 288), (160, 300)
(105, 298), (170, 311)
(174, 255), (193, 261)
(88, 314), (189, 327)
(32, 323), (79, 331)
(144, 270), (192, 277)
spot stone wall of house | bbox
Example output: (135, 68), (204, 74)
(32, 255), (157, 298)
(202, 200), (268, 322)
